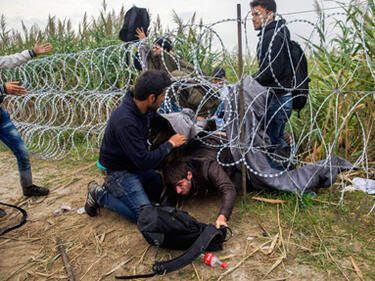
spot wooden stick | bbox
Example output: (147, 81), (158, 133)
(137, 245), (151, 265)
(310, 198), (340, 206)
(262, 254), (286, 280)
(237, 3), (247, 203)
(255, 216), (271, 237)
(287, 195), (299, 253)
(252, 197), (286, 204)
(192, 263), (201, 281)
(217, 241), (269, 281)
(350, 256), (364, 281)
(56, 237), (76, 281)
(98, 256), (133, 281)
(80, 254), (106, 281)
(313, 227), (350, 281)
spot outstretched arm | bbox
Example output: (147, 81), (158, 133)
(207, 161), (236, 229)
(0, 50), (34, 69)
(33, 41), (53, 55)
(0, 41), (53, 70)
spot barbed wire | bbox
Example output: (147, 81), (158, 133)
(0, 3), (374, 211)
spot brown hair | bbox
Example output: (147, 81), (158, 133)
(163, 159), (191, 189)
(250, 0), (277, 13)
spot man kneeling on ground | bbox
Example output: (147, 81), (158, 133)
(85, 70), (186, 222)
(162, 135), (238, 229)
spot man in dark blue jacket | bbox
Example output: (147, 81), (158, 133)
(251, 0), (293, 148)
(85, 70), (186, 222)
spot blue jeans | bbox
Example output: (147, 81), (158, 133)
(0, 109), (31, 171)
(95, 169), (162, 222)
(0, 109), (32, 187)
(265, 94), (293, 147)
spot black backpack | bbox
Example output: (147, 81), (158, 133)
(119, 6), (150, 42)
(137, 205), (227, 251)
(115, 205), (229, 279)
(288, 40), (311, 113)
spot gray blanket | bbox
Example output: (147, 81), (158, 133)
(224, 76), (352, 193)
(161, 76), (353, 193)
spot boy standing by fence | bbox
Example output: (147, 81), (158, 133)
(0, 42), (53, 217)
(250, 0), (293, 147)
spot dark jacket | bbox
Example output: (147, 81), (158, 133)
(163, 135), (237, 220)
(99, 91), (173, 172)
(254, 19), (292, 95)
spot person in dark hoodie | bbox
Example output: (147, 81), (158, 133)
(84, 70), (186, 222)
(250, 0), (293, 148)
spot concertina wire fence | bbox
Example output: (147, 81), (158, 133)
(1, 3), (374, 211)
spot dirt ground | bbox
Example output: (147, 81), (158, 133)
(0, 150), (364, 281)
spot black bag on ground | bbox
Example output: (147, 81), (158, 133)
(137, 205), (227, 251)
(115, 205), (229, 279)
(119, 6), (150, 42)
(288, 40), (311, 113)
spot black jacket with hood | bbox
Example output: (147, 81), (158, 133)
(254, 19), (292, 95)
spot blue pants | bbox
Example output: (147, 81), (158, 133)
(265, 94), (293, 147)
(96, 169), (162, 222)
(0, 109), (32, 187)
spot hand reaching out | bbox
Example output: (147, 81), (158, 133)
(4, 82), (27, 96)
(135, 27), (146, 40)
(168, 134), (186, 148)
(33, 41), (53, 55)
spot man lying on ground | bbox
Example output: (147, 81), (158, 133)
(162, 134), (239, 229)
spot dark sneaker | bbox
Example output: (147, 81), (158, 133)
(22, 184), (49, 196)
(85, 181), (100, 217)
(0, 208), (6, 218)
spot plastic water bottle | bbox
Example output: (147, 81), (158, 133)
(200, 253), (227, 269)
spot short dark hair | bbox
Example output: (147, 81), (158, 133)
(134, 70), (171, 101)
(212, 67), (226, 79)
(250, 0), (277, 13)
(154, 37), (173, 52)
(163, 159), (190, 190)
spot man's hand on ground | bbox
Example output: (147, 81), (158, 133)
(215, 214), (228, 229)
(4, 82), (27, 96)
(33, 41), (53, 55)
(168, 134), (186, 148)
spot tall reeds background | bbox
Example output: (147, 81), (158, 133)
(0, 0), (374, 165)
